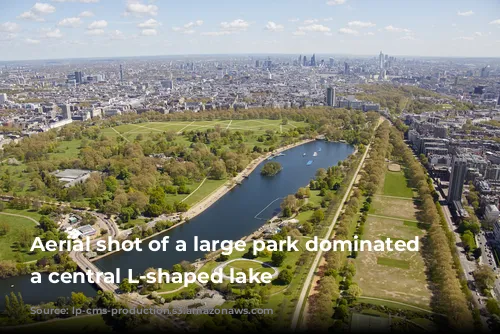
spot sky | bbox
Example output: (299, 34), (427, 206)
(0, 0), (499, 61)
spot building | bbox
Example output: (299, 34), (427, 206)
(119, 64), (124, 82)
(329, 57), (334, 67)
(379, 51), (384, 69)
(448, 155), (468, 203)
(485, 204), (499, 224)
(326, 87), (336, 107)
(344, 62), (350, 75)
(60, 104), (71, 119)
(74, 71), (83, 84)
(160, 80), (174, 89)
(0, 93), (7, 103)
(53, 169), (93, 188)
(78, 225), (96, 237)
(310, 54), (316, 67)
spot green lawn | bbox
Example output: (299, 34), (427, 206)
(0, 213), (43, 262)
(377, 257), (410, 269)
(383, 171), (414, 198)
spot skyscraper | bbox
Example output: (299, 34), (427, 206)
(74, 71), (83, 84)
(326, 87), (336, 107)
(298, 55), (302, 65)
(311, 54), (316, 67)
(303, 56), (307, 67)
(61, 104), (71, 120)
(119, 64), (124, 82)
(497, 92), (500, 106)
(447, 155), (467, 203)
(344, 62), (350, 75)
(255, 60), (260, 68)
(379, 51), (384, 70)
(329, 57), (334, 67)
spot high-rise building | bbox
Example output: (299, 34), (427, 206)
(447, 155), (468, 203)
(497, 92), (500, 106)
(344, 62), (350, 75)
(74, 71), (83, 84)
(379, 51), (384, 69)
(255, 60), (260, 68)
(61, 104), (72, 120)
(329, 57), (334, 67)
(0, 93), (7, 103)
(119, 64), (124, 82)
(298, 55), (302, 65)
(311, 54), (316, 67)
(481, 65), (490, 78)
(326, 87), (336, 107)
(303, 56), (307, 67)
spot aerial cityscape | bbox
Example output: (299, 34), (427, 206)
(1, 0), (500, 333)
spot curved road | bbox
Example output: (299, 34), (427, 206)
(0, 212), (39, 225)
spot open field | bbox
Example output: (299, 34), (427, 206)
(382, 170), (414, 198)
(0, 213), (45, 262)
(369, 195), (418, 221)
(355, 215), (431, 308)
(1, 315), (111, 333)
(222, 260), (275, 275)
(355, 168), (431, 309)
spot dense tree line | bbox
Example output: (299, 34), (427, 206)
(389, 126), (473, 329)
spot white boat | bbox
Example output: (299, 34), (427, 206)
(303, 153), (306, 156)
(313, 152), (318, 157)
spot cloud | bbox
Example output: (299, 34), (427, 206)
(79, 11), (94, 17)
(18, 2), (56, 21)
(323, 17), (333, 22)
(489, 19), (500, 25)
(365, 31), (375, 36)
(0, 22), (20, 33)
(265, 21), (284, 32)
(201, 31), (231, 36)
(109, 30), (125, 39)
(338, 27), (358, 35)
(292, 31), (306, 36)
(288, 18), (300, 23)
(173, 20), (203, 34)
(400, 35), (415, 40)
(348, 21), (375, 28)
(220, 19), (249, 31)
(25, 38), (41, 44)
(52, 0), (100, 2)
(86, 29), (104, 35)
(383, 25), (411, 33)
(453, 36), (474, 40)
(303, 19), (319, 25)
(58, 17), (82, 28)
(138, 18), (160, 28)
(324, 32), (333, 36)
(326, 0), (346, 5)
(88, 20), (108, 29)
(125, 1), (158, 17)
(141, 29), (157, 36)
(44, 28), (63, 38)
(298, 24), (330, 32)
(457, 10), (474, 16)
(0, 33), (16, 41)
(474, 31), (483, 37)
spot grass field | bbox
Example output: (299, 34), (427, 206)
(382, 171), (414, 198)
(0, 213), (46, 262)
(355, 168), (431, 309)
(222, 260), (275, 275)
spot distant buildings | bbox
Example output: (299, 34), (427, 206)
(0, 93), (7, 103)
(53, 169), (93, 188)
(119, 64), (124, 82)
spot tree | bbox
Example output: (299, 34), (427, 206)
(271, 251), (287, 267)
(260, 162), (282, 176)
(0, 222), (10, 236)
(209, 160), (227, 180)
(277, 269), (293, 284)
(474, 265), (496, 294)
(17, 227), (33, 248)
(5, 292), (30, 324)
(334, 304), (349, 321)
(461, 230), (475, 252)
(71, 292), (89, 308)
(119, 279), (133, 293)
(346, 283), (362, 300)
(311, 209), (325, 224)
(280, 195), (298, 215)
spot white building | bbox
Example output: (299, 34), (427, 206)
(485, 204), (500, 224)
(0, 93), (7, 103)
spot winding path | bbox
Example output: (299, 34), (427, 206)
(0, 212), (39, 225)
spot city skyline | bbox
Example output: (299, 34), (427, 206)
(1, 0), (500, 61)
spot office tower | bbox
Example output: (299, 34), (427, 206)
(74, 71), (83, 84)
(379, 51), (384, 69)
(481, 65), (490, 78)
(497, 92), (500, 106)
(61, 104), (71, 119)
(344, 62), (350, 75)
(255, 60), (260, 68)
(326, 87), (336, 107)
(329, 57), (334, 67)
(298, 55), (302, 65)
(303, 56), (307, 67)
(447, 155), (467, 203)
(0, 93), (7, 103)
(119, 64), (124, 82)
(311, 54), (316, 67)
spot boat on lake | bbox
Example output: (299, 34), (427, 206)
(303, 153), (306, 156)
(306, 160), (313, 166)
(313, 152), (318, 157)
